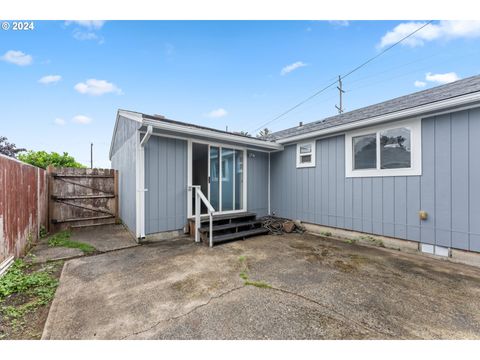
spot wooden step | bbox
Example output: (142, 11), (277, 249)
(193, 212), (257, 223)
(212, 227), (269, 245)
(198, 220), (262, 233)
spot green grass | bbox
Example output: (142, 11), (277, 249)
(320, 231), (332, 237)
(355, 235), (385, 247)
(0, 259), (60, 325)
(244, 280), (272, 289)
(48, 230), (96, 254)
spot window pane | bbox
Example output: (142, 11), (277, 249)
(300, 154), (312, 163)
(234, 150), (243, 210)
(353, 134), (376, 169)
(221, 148), (234, 211)
(209, 146), (219, 211)
(300, 144), (311, 154)
(380, 127), (411, 169)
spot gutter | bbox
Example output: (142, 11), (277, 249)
(142, 118), (283, 151)
(276, 92), (480, 144)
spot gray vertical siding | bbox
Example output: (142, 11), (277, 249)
(247, 150), (269, 216)
(271, 108), (480, 253)
(111, 116), (138, 235)
(144, 136), (187, 234)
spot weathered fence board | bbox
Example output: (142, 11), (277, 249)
(48, 167), (118, 231)
(0, 154), (48, 264)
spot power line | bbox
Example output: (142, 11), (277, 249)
(253, 20), (433, 133)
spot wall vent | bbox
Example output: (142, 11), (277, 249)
(420, 243), (450, 257)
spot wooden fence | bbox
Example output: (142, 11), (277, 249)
(0, 154), (48, 269)
(0, 159), (119, 271)
(47, 167), (119, 232)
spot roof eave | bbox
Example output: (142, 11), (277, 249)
(276, 92), (480, 144)
(142, 118), (283, 151)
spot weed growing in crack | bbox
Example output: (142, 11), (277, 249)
(244, 280), (272, 289)
(238, 255), (272, 289)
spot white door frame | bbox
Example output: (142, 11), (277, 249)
(187, 139), (247, 218)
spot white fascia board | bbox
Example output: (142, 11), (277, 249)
(142, 118), (283, 151)
(276, 92), (480, 144)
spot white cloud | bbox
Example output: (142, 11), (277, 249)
(379, 20), (480, 48)
(39, 75), (62, 85)
(73, 30), (98, 41)
(65, 21), (106, 30)
(54, 118), (66, 126)
(1, 50), (33, 66)
(425, 72), (460, 85)
(74, 79), (122, 96)
(72, 115), (92, 124)
(66, 21), (105, 43)
(328, 20), (349, 27)
(414, 72), (460, 89)
(281, 61), (307, 76)
(414, 80), (426, 88)
(204, 108), (228, 118)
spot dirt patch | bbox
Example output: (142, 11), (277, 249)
(290, 237), (368, 273)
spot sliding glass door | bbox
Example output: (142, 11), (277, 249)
(208, 146), (244, 213)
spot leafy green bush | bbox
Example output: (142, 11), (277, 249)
(18, 150), (85, 169)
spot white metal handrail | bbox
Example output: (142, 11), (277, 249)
(189, 185), (215, 247)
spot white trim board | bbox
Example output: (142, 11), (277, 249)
(276, 92), (480, 144)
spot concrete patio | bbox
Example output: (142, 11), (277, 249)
(42, 232), (480, 339)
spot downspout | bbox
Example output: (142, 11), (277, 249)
(268, 152), (271, 215)
(138, 125), (153, 239)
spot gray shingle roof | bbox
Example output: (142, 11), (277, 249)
(269, 74), (480, 140)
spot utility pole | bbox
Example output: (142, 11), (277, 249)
(90, 142), (93, 169)
(335, 75), (345, 114)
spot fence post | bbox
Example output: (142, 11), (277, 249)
(114, 170), (119, 224)
(46, 165), (54, 233)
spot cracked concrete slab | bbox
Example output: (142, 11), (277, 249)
(69, 224), (138, 252)
(42, 233), (480, 339)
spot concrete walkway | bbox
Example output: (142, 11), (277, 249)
(31, 224), (138, 263)
(42, 233), (480, 339)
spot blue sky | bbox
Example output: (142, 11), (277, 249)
(2, 20), (480, 168)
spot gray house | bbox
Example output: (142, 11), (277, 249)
(110, 75), (480, 256)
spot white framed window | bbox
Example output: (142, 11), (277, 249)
(345, 118), (422, 177)
(296, 141), (316, 168)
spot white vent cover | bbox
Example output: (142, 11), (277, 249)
(420, 243), (449, 257)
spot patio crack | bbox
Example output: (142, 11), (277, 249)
(265, 285), (396, 338)
(121, 285), (245, 339)
(121, 283), (395, 339)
